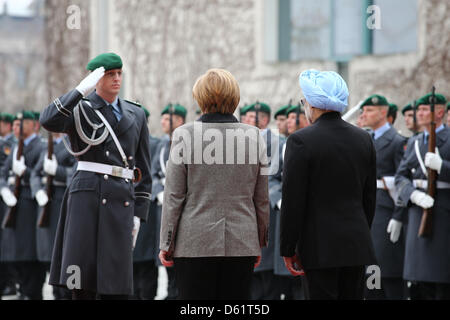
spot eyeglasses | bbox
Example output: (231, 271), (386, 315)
(300, 98), (306, 107)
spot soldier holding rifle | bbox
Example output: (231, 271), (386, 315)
(30, 131), (76, 299)
(0, 111), (46, 300)
(395, 90), (450, 300)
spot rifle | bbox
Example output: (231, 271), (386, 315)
(2, 113), (24, 229)
(412, 100), (418, 135)
(255, 101), (260, 129)
(418, 87), (437, 237)
(37, 131), (53, 228)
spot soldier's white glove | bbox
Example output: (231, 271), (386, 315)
(157, 192), (164, 206)
(35, 189), (49, 207)
(276, 199), (282, 211)
(12, 155), (27, 177)
(44, 155), (58, 176)
(75, 67), (105, 97)
(132, 216), (141, 249)
(7, 176), (15, 186)
(425, 149), (443, 174)
(1, 187), (17, 207)
(387, 219), (402, 244)
(410, 190), (434, 209)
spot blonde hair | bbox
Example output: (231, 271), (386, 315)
(193, 69), (240, 114)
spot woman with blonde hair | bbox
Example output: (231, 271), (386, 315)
(159, 69), (270, 300)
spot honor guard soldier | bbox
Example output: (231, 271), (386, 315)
(30, 132), (76, 300)
(152, 103), (186, 300)
(395, 92), (450, 300)
(360, 95), (408, 300)
(0, 111), (47, 300)
(274, 104), (291, 138)
(132, 106), (160, 300)
(40, 53), (152, 300)
(286, 104), (309, 136)
(243, 102), (285, 300)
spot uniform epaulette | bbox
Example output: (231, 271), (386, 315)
(124, 100), (142, 108)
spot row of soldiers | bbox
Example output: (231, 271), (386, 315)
(1, 88), (449, 300)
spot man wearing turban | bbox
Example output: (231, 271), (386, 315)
(280, 70), (377, 300)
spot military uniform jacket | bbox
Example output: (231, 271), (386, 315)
(371, 126), (407, 278)
(395, 126), (450, 283)
(0, 135), (44, 261)
(256, 130), (285, 272)
(30, 140), (76, 262)
(41, 89), (152, 295)
(133, 134), (160, 262)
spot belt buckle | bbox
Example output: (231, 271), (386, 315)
(111, 166), (123, 178)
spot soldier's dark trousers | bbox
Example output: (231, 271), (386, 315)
(133, 261), (158, 300)
(166, 266), (178, 300)
(15, 261), (47, 300)
(251, 270), (285, 300)
(305, 266), (366, 300)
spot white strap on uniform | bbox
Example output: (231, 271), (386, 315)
(414, 139), (428, 177)
(77, 161), (134, 180)
(94, 109), (129, 168)
(160, 145), (167, 176)
(413, 179), (450, 190)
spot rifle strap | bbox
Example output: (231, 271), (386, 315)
(415, 139), (428, 178)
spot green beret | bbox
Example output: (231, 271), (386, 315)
(0, 112), (14, 123)
(32, 111), (40, 121)
(274, 105), (291, 119)
(87, 53), (123, 71)
(286, 105), (304, 116)
(388, 104), (398, 115)
(246, 102), (271, 115)
(402, 103), (413, 115)
(360, 94), (389, 109)
(161, 104), (187, 119)
(141, 106), (150, 119)
(14, 111), (35, 121)
(416, 92), (447, 106)
(447, 102), (450, 111)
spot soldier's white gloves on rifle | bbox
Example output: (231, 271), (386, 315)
(35, 189), (49, 207)
(44, 155), (58, 176)
(157, 192), (164, 206)
(387, 219), (402, 244)
(12, 155), (27, 177)
(425, 149), (443, 174)
(1, 187), (17, 207)
(75, 67), (105, 97)
(410, 190), (434, 209)
(132, 217), (141, 249)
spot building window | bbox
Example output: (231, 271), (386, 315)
(271, 0), (417, 62)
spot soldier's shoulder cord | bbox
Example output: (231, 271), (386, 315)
(124, 100), (142, 108)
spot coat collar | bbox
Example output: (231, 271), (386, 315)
(197, 113), (239, 123)
(374, 126), (396, 151)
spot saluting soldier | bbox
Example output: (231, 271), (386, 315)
(395, 92), (450, 300)
(40, 53), (152, 300)
(30, 132), (76, 300)
(360, 95), (408, 300)
(132, 106), (160, 300)
(0, 111), (47, 300)
(152, 104), (186, 300)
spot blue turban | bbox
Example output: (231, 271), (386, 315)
(299, 70), (349, 113)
